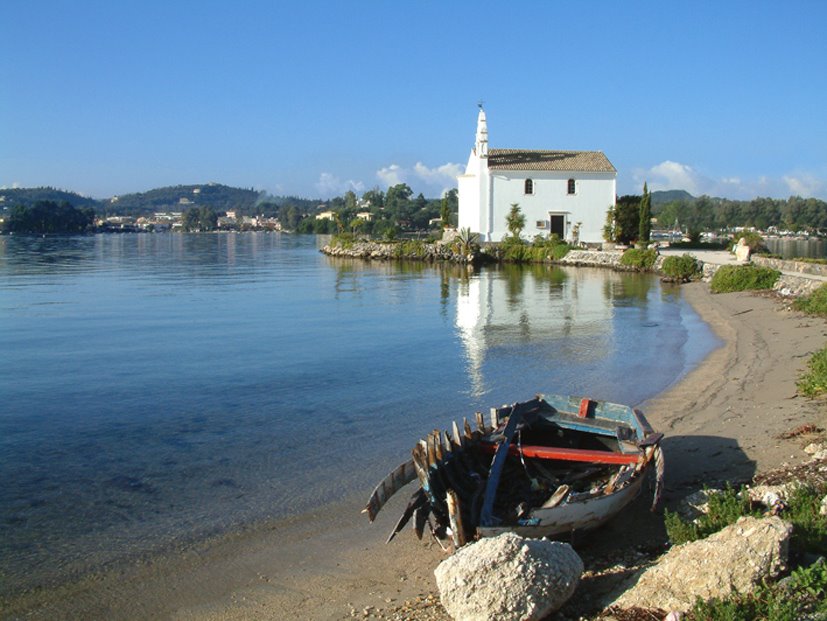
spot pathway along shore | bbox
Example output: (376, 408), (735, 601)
(5, 283), (827, 620)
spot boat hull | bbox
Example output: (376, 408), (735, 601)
(477, 469), (646, 539)
(364, 392), (664, 548)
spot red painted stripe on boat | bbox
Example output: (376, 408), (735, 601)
(481, 443), (641, 465)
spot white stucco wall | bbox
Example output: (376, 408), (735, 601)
(488, 171), (616, 244)
(458, 173), (480, 233)
(458, 148), (493, 236)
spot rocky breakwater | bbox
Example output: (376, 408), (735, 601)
(556, 249), (672, 273)
(321, 241), (477, 263)
(555, 249), (625, 268)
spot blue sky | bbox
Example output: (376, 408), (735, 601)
(2, 1), (826, 201)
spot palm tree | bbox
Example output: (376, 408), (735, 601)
(506, 203), (526, 240)
(453, 227), (479, 258)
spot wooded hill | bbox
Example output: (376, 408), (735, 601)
(103, 184), (262, 216)
(0, 187), (100, 210)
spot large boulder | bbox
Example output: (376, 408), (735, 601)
(735, 237), (751, 262)
(614, 516), (792, 612)
(434, 532), (583, 621)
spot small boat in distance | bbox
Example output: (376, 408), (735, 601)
(364, 393), (664, 548)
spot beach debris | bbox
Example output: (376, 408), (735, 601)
(778, 423), (822, 439)
(804, 442), (827, 461)
(744, 483), (797, 514)
(434, 532), (583, 621)
(804, 442), (824, 454)
(613, 516), (792, 613)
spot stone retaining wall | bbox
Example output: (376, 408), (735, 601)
(774, 274), (823, 297)
(752, 255), (827, 277)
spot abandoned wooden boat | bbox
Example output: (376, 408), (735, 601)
(363, 393), (664, 548)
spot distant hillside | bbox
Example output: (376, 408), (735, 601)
(651, 189), (695, 206)
(0, 187), (101, 210)
(104, 183), (261, 216)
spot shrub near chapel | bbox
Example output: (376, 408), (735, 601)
(661, 254), (701, 282)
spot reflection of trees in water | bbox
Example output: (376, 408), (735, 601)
(602, 272), (654, 305)
(503, 264), (525, 311)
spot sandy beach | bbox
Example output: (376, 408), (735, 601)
(5, 282), (827, 621)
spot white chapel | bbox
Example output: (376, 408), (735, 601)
(457, 108), (617, 244)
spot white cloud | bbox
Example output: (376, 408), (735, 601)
(631, 161), (827, 201)
(315, 173), (365, 199)
(642, 161), (703, 196)
(376, 161), (462, 197)
(376, 164), (404, 187)
(783, 174), (824, 197)
(0, 182), (22, 190)
(413, 162), (463, 185)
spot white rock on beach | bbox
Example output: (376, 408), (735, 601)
(676, 488), (722, 520)
(745, 484), (796, 509)
(614, 516), (792, 612)
(434, 532), (583, 621)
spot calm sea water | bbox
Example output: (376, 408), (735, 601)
(0, 233), (719, 596)
(764, 237), (827, 259)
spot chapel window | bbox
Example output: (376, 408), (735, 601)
(567, 178), (576, 195)
(525, 179), (534, 195)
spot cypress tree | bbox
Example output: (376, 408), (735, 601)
(639, 182), (652, 245)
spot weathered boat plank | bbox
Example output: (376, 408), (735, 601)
(363, 459), (417, 522)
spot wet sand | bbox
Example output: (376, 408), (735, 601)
(5, 283), (827, 621)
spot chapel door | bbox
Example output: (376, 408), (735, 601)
(550, 214), (565, 238)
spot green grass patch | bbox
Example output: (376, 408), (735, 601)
(669, 482), (827, 619)
(793, 284), (827, 316)
(331, 232), (357, 248)
(797, 346), (827, 398)
(665, 483), (827, 555)
(661, 254), (701, 281)
(785, 483), (827, 555)
(709, 265), (780, 293)
(620, 248), (658, 270)
(687, 559), (827, 621)
(664, 485), (760, 545)
(496, 237), (571, 263)
(392, 239), (427, 258)
(794, 256), (827, 265)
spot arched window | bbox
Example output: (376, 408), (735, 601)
(524, 179), (534, 195)
(567, 178), (576, 195)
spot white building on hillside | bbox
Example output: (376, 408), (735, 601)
(458, 108), (616, 244)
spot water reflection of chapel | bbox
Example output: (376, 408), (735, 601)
(455, 267), (613, 396)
